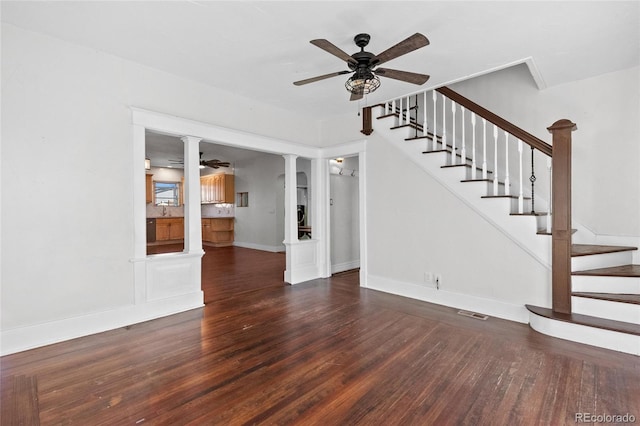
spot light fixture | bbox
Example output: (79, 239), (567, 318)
(335, 158), (344, 164)
(345, 69), (380, 95)
(145, 158), (151, 170)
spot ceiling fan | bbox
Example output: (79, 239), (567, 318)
(169, 152), (231, 169)
(293, 33), (430, 101)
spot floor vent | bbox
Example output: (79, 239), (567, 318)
(457, 310), (489, 321)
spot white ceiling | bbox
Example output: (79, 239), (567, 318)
(3, 1), (638, 165)
(3, 1), (638, 119)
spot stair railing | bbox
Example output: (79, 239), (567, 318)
(362, 86), (577, 315)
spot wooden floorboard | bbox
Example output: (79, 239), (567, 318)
(2, 246), (639, 424)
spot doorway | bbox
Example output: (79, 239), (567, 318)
(329, 155), (360, 274)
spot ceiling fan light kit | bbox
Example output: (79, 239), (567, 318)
(294, 32), (430, 101)
(345, 69), (380, 95)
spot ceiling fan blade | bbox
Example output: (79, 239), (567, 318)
(350, 91), (364, 102)
(293, 70), (351, 86)
(375, 68), (430, 85)
(372, 33), (429, 66)
(310, 39), (356, 65)
(203, 160), (230, 168)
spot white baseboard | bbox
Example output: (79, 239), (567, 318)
(233, 241), (286, 252)
(331, 260), (360, 274)
(0, 292), (204, 356)
(366, 274), (529, 323)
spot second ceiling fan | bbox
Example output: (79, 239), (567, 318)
(293, 32), (430, 101)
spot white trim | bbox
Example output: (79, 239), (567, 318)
(320, 139), (368, 288)
(0, 293), (204, 356)
(366, 274), (529, 323)
(131, 107), (319, 158)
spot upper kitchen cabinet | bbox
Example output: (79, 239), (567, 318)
(201, 174), (235, 204)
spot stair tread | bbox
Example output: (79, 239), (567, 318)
(536, 229), (578, 236)
(572, 292), (640, 305)
(526, 304), (640, 336)
(510, 212), (548, 216)
(481, 195), (532, 200)
(573, 264), (640, 277)
(391, 123), (421, 131)
(572, 244), (638, 257)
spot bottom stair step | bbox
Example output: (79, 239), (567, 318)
(525, 304), (640, 336)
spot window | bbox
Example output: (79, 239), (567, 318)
(237, 192), (249, 207)
(154, 182), (181, 206)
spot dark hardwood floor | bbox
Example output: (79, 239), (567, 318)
(2, 246), (639, 425)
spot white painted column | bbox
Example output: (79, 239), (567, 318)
(283, 154), (298, 283)
(312, 158), (331, 277)
(358, 150), (368, 288)
(181, 136), (204, 255)
(132, 123), (147, 304)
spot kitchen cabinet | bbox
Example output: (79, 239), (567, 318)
(145, 174), (153, 204)
(202, 218), (234, 247)
(200, 174), (234, 204)
(155, 217), (184, 241)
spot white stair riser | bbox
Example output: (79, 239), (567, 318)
(572, 275), (640, 294)
(572, 251), (634, 271)
(572, 297), (640, 324)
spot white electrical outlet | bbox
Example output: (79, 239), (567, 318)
(424, 272), (433, 283)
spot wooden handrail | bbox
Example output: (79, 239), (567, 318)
(548, 119), (577, 314)
(436, 86), (553, 157)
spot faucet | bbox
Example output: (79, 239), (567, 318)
(162, 206), (167, 216)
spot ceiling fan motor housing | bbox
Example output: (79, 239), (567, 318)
(354, 33), (370, 48)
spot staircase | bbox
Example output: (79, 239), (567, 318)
(366, 87), (639, 355)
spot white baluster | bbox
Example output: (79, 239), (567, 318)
(441, 96), (447, 150)
(423, 91), (428, 135)
(547, 157), (552, 233)
(471, 113), (477, 180)
(391, 99), (396, 120)
(482, 118), (487, 179)
(461, 107), (466, 166)
(493, 125), (499, 195)
(405, 95), (410, 125)
(504, 130), (510, 196)
(385, 100), (390, 115)
(451, 102), (457, 164)
(398, 97), (402, 126)
(518, 139), (524, 214)
(432, 91), (438, 151)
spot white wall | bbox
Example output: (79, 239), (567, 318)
(233, 153), (285, 251)
(449, 64), (640, 238)
(365, 132), (551, 321)
(0, 23), (317, 334)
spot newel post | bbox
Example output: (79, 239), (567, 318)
(547, 119), (577, 314)
(361, 106), (373, 135)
